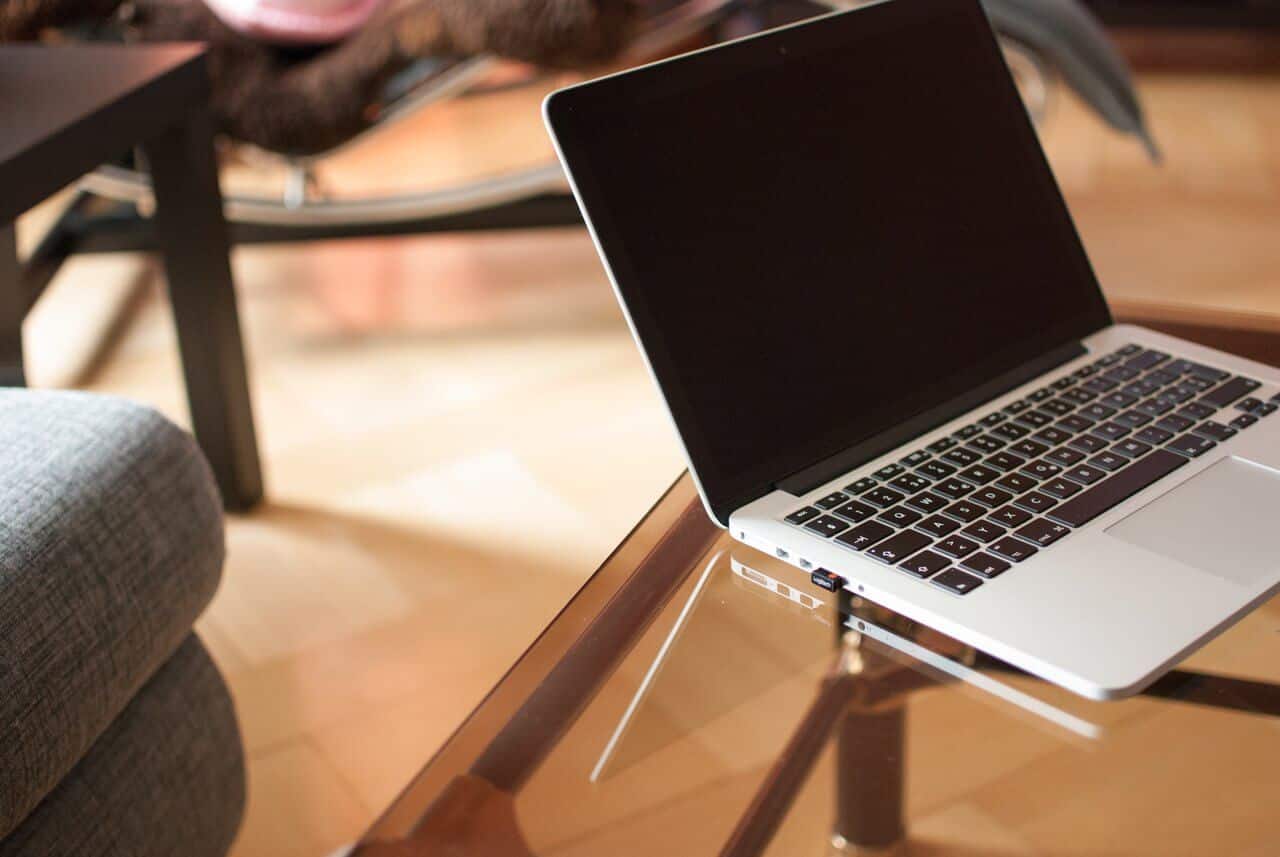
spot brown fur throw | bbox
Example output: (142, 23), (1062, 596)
(1, 0), (636, 154)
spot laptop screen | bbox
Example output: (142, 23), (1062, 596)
(547, 0), (1111, 524)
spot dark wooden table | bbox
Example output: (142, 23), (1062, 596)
(0, 44), (262, 510)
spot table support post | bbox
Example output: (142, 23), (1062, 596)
(0, 224), (25, 387)
(832, 702), (906, 854)
(143, 111), (263, 511)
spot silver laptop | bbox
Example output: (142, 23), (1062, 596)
(543, 0), (1280, 699)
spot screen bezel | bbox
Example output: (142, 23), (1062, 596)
(545, 0), (1111, 526)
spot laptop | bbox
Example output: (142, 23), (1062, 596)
(543, 0), (1280, 699)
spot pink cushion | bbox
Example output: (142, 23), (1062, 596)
(201, 0), (388, 44)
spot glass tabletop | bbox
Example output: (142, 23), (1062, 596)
(353, 473), (1280, 856)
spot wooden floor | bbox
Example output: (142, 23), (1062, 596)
(16, 66), (1280, 856)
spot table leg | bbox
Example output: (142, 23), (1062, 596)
(0, 224), (25, 387)
(832, 702), (906, 854)
(142, 112), (263, 511)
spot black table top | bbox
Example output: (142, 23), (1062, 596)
(0, 43), (207, 222)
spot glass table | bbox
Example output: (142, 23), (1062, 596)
(352, 473), (1280, 856)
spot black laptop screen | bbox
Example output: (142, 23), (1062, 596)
(547, 0), (1110, 523)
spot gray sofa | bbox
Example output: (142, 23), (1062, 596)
(0, 390), (245, 855)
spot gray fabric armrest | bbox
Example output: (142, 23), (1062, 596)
(0, 635), (246, 857)
(0, 391), (226, 839)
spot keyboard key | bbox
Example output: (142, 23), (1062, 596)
(942, 500), (985, 523)
(918, 460), (957, 480)
(1113, 439), (1152, 459)
(927, 436), (958, 454)
(864, 487), (905, 508)
(1187, 363), (1229, 382)
(986, 451), (1027, 472)
(805, 515), (850, 537)
(879, 506), (923, 528)
(1073, 364), (1099, 379)
(900, 550), (951, 579)
(1057, 414), (1095, 433)
(971, 487), (1013, 508)
(1164, 359), (1195, 375)
(1015, 410), (1053, 428)
(834, 501), (877, 523)
(1163, 385), (1195, 404)
(1014, 491), (1058, 513)
(990, 536), (1039, 563)
(1028, 387), (1054, 401)
(957, 465), (1000, 486)
(1082, 377), (1118, 394)
(845, 477), (878, 495)
(1166, 433), (1217, 458)
(967, 435), (1005, 454)
(1045, 446), (1086, 467)
(1259, 402), (1280, 417)
(1113, 409), (1153, 429)
(1118, 344), (1142, 356)
(1023, 460), (1063, 480)
(1061, 388), (1097, 405)
(1231, 413), (1259, 430)
(943, 447), (981, 467)
(1067, 433), (1107, 453)
(1156, 413), (1195, 433)
(1125, 378), (1164, 398)
(931, 567), (984, 594)
(1180, 375), (1214, 392)
(865, 530), (933, 565)
(1018, 516), (1073, 545)
(954, 424), (983, 439)
(1135, 397), (1175, 417)
(1237, 397), (1265, 414)
(1079, 403), (1117, 422)
(874, 463), (906, 480)
(836, 520), (896, 551)
(933, 479), (975, 500)
(962, 520), (1007, 543)
(1033, 427), (1073, 446)
(917, 514), (960, 537)
(786, 507), (821, 525)
(936, 534), (980, 558)
(991, 422), (1030, 441)
(1064, 464), (1108, 485)
(1089, 451), (1129, 472)
(1201, 376), (1261, 408)
(1051, 377), (1075, 391)
(1099, 391), (1139, 410)
(1103, 365), (1140, 383)
(1179, 401), (1217, 420)
(1191, 421), (1237, 442)
(1124, 349), (1169, 371)
(1040, 399), (1075, 417)
(906, 491), (949, 514)
(995, 472), (1037, 494)
(815, 491), (850, 510)
(1091, 422), (1131, 441)
(901, 449), (932, 468)
(1010, 439), (1050, 458)
(1003, 400), (1032, 415)
(1147, 368), (1181, 387)
(1096, 351), (1126, 365)
(990, 504), (1033, 527)
(889, 473), (930, 494)
(1040, 477), (1083, 499)
(1135, 426), (1174, 445)
(1048, 449), (1187, 527)
(979, 412), (1007, 427)
(960, 552), (1011, 579)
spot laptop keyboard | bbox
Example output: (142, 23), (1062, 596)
(783, 344), (1276, 596)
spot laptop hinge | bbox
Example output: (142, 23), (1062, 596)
(777, 340), (1087, 497)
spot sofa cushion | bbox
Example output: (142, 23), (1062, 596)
(0, 391), (226, 839)
(0, 635), (246, 856)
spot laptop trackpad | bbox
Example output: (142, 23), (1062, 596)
(1107, 456), (1280, 587)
